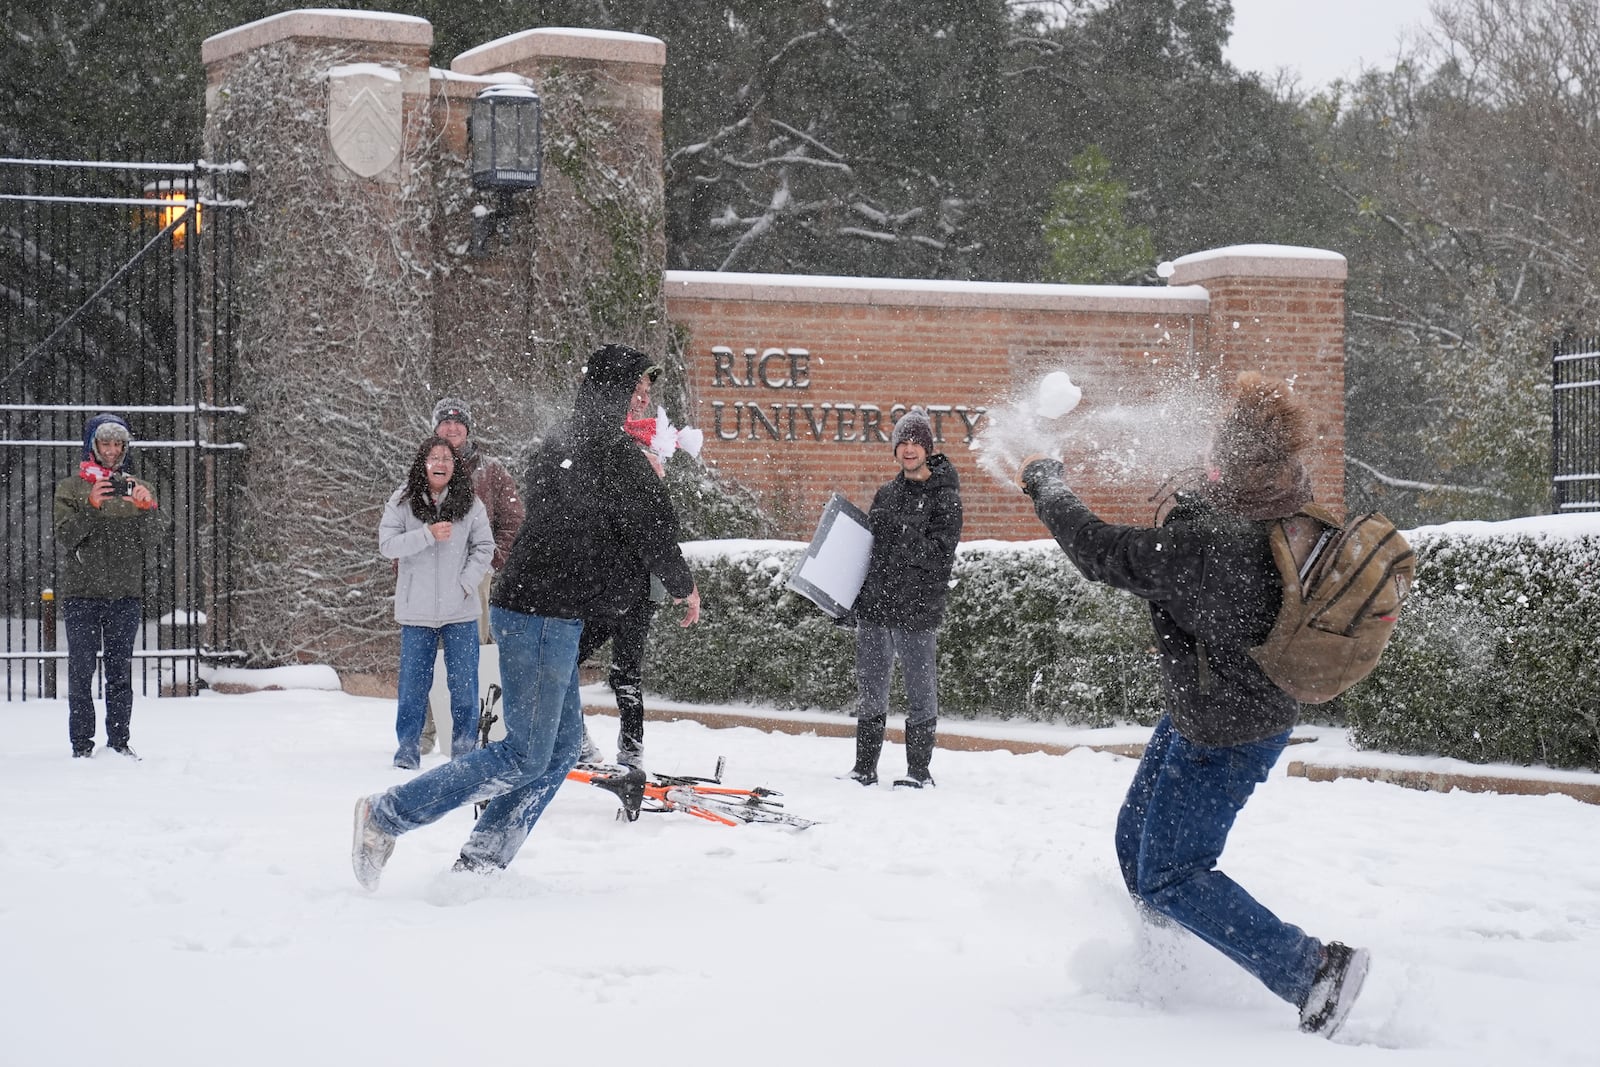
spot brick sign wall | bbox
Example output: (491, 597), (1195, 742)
(666, 246), (1347, 541)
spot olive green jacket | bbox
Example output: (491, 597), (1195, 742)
(52, 473), (162, 600)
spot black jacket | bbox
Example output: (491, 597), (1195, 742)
(491, 349), (693, 620)
(853, 453), (963, 632)
(1024, 460), (1297, 746)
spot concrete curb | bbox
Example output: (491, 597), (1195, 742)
(607, 703), (1600, 807)
(620, 705), (1148, 758)
(1286, 760), (1600, 806)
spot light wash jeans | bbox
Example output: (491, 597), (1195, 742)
(1115, 714), (1324, 1006)
(395, 620), (480, 764)
(370, 608), (585, 869)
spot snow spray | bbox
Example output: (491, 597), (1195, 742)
(972, 365), (1226, 496)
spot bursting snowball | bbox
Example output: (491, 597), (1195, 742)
(1036, 371), (1083, 418)
(638, 406), (705, 463)
(676, 425), (704, 458)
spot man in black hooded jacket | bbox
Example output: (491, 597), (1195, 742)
(1018, 373), (1369, 1039)
(846, 406), (963, 788)
(352, 344), (701, 887)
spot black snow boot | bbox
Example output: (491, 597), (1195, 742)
(849, 715), (885, 785)
(896, 720), (937, 788)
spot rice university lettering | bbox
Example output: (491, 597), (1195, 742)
(708, 346), (987, 445)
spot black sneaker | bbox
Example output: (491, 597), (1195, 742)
(451, 853), (501, 875)
(845, 768), (877, 786)
(894, 771), (934, 789)
(1299, 941), (1370, 1038)
(109, 744), (140, 762)
(72, 745), (93, 759)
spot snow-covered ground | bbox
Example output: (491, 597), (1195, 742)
(3, 685), (1596, 1065)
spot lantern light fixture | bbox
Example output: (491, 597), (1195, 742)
(468, 83), (541, 254)
(470, 83), (542, 192)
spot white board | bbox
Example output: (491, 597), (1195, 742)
(786, 492), (874, 618)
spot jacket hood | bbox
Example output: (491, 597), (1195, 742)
(572, 344), (659, 436)
(80, 413), (132, 469)
(1205, 372), (1312, 520)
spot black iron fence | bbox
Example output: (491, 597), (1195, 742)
(1553, 336), (1600, 514)
(0, 155), (247, 700)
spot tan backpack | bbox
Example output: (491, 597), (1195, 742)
(1249, 504), (1416, 704)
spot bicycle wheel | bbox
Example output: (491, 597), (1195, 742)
(667, 787), (816, 830)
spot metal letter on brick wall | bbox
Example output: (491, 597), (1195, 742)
(327, 66), (403, 181)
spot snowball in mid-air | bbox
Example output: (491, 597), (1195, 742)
(1036, 371), (1083, 418)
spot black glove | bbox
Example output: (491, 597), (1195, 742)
(1019, 456), (1066, 497)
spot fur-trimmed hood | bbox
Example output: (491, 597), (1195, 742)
(1205, 372), (1313, 520)
(80, 412), (133, 470)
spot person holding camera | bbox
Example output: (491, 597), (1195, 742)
(52, 413), (161, 759)
(379, 434), (495, 770)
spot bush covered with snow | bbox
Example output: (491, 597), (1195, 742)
(648, 529), (1600, 770)
(1343, 529), (1600, 771)
(646, 541), (1163, 727)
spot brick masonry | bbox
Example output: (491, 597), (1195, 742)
(666, 246), (1348, 539)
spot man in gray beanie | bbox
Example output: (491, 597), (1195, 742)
(418, 395), (525, 755)
(846, 406), (962, 788)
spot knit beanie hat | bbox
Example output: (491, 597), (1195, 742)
(890, 406), (935, 454)
(432, 397), (472, 433)
(1206, 372), (1314, 520)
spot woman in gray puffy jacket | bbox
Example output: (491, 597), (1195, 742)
(379, 435), (494, 768)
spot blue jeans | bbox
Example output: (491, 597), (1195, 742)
(64, 597), (142, 751)
(370, 609), (585, 869)
(395, 620), (480, 763)
(1115, 715), (1323, 1006)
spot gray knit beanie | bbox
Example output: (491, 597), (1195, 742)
(432, 397), (472, 433)
(890, 406), (935, 453)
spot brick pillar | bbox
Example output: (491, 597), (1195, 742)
(202, 10), (436, 687)
(1167, 245), (1348, 513)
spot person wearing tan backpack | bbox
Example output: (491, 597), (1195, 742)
(1018, 372), (1370, 1039)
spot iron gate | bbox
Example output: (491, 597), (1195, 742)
(1553, 336), (1600, 513)
(0, 156), (247, 700)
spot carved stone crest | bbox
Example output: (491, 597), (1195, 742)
(327, 65), (402, 181)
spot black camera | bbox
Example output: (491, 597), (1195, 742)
(107, 471), (136, 498)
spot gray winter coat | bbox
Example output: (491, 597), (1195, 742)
(379, 487), (494, 627)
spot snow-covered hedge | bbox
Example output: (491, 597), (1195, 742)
(646, 521), (1600, 770)
(1342, 525), (1600, 771)
(645, 541), (1159, 727)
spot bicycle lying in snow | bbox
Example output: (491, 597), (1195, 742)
(568, 759), (816, 830)
(473, 683), (815, 830)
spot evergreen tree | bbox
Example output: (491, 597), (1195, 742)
(1042, 145), (1154, 283)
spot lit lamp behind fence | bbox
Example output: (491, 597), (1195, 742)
(469, 83), (542, 253)
(141, 179), (200, 246)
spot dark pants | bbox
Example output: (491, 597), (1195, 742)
(1115, 714), (1321, 1005)
(577, 599), (657, 757)
(852, 623), (940, 777)
(63, 596), (142, 752)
